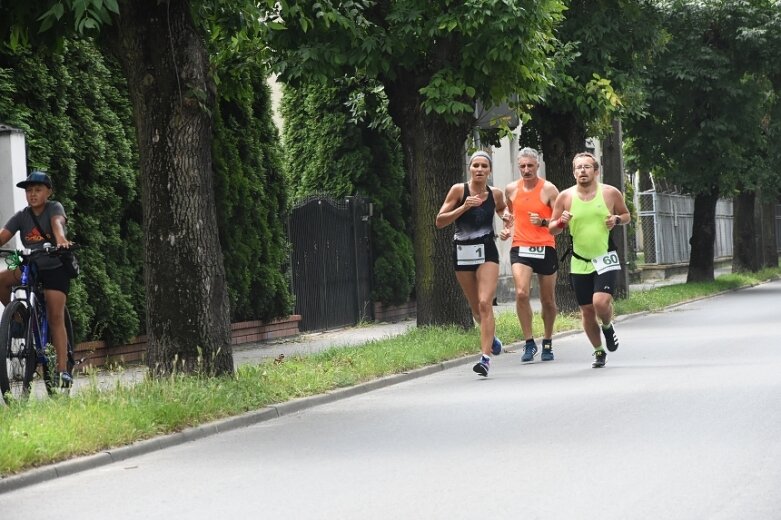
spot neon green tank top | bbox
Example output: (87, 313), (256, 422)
(569, 183), (610, 274)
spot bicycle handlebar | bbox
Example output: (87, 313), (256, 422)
(0, 244), (80, 260)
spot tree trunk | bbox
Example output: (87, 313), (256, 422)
(601, 118), (629, 298)
(103, 0), (233, 375)
(524, 108), (586, 313)
(760, 198), (779, 268)
(386, 80), (473, 328)
(687, 189), (718, 283)
(732, 190), (761, 272)
(638, 170), (654, 192)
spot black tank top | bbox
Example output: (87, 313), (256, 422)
(454, 182), (495, 242)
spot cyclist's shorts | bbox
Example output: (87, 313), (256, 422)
(37, 265), (71, 295)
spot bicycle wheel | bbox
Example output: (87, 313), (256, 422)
(44, 305), (76, 396)
(0, 301), (35, 403)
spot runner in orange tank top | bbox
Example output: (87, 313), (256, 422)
(499, 147), (560, 362)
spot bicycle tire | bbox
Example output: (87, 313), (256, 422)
(0, 300), (35, 403)
(44, 305), (76, 396)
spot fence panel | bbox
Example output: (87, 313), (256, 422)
(289, 196), (372, 332)
(637, 192), (733, 264)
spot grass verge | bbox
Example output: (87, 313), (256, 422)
(1, 267), (778, 476)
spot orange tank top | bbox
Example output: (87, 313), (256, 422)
(510, 179), (555, 248)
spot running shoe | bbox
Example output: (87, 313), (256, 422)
(592, 349), (606, 368)
(521, 340), (538, 362)
(541, 340), (554, 361)
(491, 336), (503, 356)
(10, 320), (24, 338)
(473, 355), (490, 377)
(603, 323), (619, 352)
(9, 312), (24, 338)
(58, 371), (73, 388)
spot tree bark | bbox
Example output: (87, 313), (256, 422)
(385, 79), (473, 328)
(601, 118), (629, 298)
(524, 108), (586, 313)
(732, 190), (761, 272)
(103, 0), (233, 375)
(760, 198), (779, 268)
(687, 189), (718, 283)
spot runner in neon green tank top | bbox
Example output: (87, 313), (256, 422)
(549, 152), (630, 368)
(568, 183), (610, 275)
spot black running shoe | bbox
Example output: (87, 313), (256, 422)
(473, 355), (490, 377)
(10, 313), (24, 338)
(603, 324), (619, 352)
(592, 349), (606, 368)
(541, 340), (554, 361)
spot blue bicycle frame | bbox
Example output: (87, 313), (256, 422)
(16, 259), (51, 368)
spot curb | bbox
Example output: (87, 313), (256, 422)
(0, 355), (477, 494)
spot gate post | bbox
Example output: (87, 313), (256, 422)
(0, 124), (28, 251)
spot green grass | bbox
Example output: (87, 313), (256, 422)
(1, 267), (779, 476)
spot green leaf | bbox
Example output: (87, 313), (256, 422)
(103, 0), (120, 14)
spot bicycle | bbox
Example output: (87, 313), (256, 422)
(0, 245), (79, 404)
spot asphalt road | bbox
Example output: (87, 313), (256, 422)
(2, 281), (780, 519)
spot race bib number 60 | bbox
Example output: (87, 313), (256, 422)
(456, 244), (485, 266)
(591, 251), (621, 274)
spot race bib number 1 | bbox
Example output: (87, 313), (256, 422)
(591, 251), (622, 274)
(456, 244), (485, 266)
(517, 246), (546, 259)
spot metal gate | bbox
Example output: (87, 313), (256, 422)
(288, 195), (372, 332)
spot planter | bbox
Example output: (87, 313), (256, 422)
(373, 301), (416, 323)
(74, 315), (303, 370)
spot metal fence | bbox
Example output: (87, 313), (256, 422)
(636, 191), (734, 264)
(288, 195), (372, 332)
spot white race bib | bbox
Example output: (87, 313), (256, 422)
(591, 251), (622, 274)
(516, 246), (546, 259)
(456, 244), (486, 266)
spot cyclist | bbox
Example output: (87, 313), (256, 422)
(0, 171), (75, 385)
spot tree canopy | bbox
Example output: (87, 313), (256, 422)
(626, 0), (781, 281)
(260, 0), (565, 326)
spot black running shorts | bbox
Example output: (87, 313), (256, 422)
(510, 246), (558, 276)
(569, 270), (616, 306)
(452, 236), (499, 272)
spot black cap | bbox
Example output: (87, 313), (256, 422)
(16, 171), (52, 189)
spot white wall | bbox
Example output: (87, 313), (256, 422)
(0, 124), (27, 251)
(0, 124), (28, 316)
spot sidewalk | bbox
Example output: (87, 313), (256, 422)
(70, 318), (419, 394)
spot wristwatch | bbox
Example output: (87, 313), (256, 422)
(540, 218), (548, 227)
(614, 216), (621, 226)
